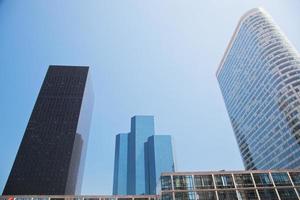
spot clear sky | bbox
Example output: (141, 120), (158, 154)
(0, 0), (300, 195)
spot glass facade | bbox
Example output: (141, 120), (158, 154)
(160, 170), (300, 200)
(113, 134), (129, 195)
(146, 135), (175, 194)
(128, 116), (155, 195)
(252, 173), (273, 187)
(194, 175), (214, 189)
(216, 7), (300, 170)
(214, 174), (234, 189)
(113, 116), (175, 195)
(2, 66), (93, 195)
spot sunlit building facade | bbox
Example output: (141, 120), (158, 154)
(128, 116), (155, 195)
(3, 66), (93, 195)
(217, 8), (300, 170)
(160, 170), (300, 200)
(113, 116), (175, 195)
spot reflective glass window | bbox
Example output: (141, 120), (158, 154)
(161, 176), (173, 190)
(252, 173), (273, 187)
(194, 175), (214, 189)
(277, 188), (298, 200)
(214, 174), (235, 188)
(234, 174), (254, 188)
(271, 173), (292, 186)
(175, 192), (196, 200)
(162, 192), (173, 200)
(297, 188), (300, 196)
(289, 172), (300, 186)
(217, 190), (238, 200)
(196, 191), (217, 200)
(173, 176), (194, 190)
(258, 189), (279, 200)
(236, 190), (259, 200)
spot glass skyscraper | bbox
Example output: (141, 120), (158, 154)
(145, 135), (175, 195)
(113, 134), (128, 195)
(128, 116), (155, 195)
(3, 66), (93, 195)
(217, 8), (300, 170)
(113, 116), (175, 195)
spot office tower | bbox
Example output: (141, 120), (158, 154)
(161, 169), (300, 200)
(145, 135), (175, 195)
(217, 8), (300, 170)
(113, 134), (129, 195)
(113, 116), (175, 195)
(3, 66), (93, 195)
(128, 116), (155, 195)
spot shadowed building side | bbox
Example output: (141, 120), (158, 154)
(3, 65), (93, 195)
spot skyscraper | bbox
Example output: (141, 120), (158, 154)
(113, 116), (175, 195)
(145, 135), (175, 195)
(217, 8), (300, 170)
(113, 134), (128, 195)
(3, 66), (93, 195)
(128, 116), (155, 195)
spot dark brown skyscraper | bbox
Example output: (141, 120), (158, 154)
(3, 66), (93, 195)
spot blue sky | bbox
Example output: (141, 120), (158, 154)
(0, 0), (300, 195)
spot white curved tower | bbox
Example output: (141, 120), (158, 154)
(217, 8), (300, 170)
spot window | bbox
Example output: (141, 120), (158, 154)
(271, 173), (292, 186)
(84, 198), (99, 200)
(174, 192), (196, 200)
(162, 192), (173, 200)
(173, 176), (194, 190)
(194, 175), (214, 189)
(217, 190), (238, 200)
(214, 174), (235, 188)
(289, 172), (300, 186)
(161, 176), (173, 190)
(196, 191), (217, 200)
(234, 174), (254, 188)
(101, 198), (115, 200)
(277, 188), (298, 200)
(236, 190), (259, 200)
(252, 173), (273, 187)
(257, 189), (279, 200)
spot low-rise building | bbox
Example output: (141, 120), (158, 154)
(160, 169), (300, 200)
